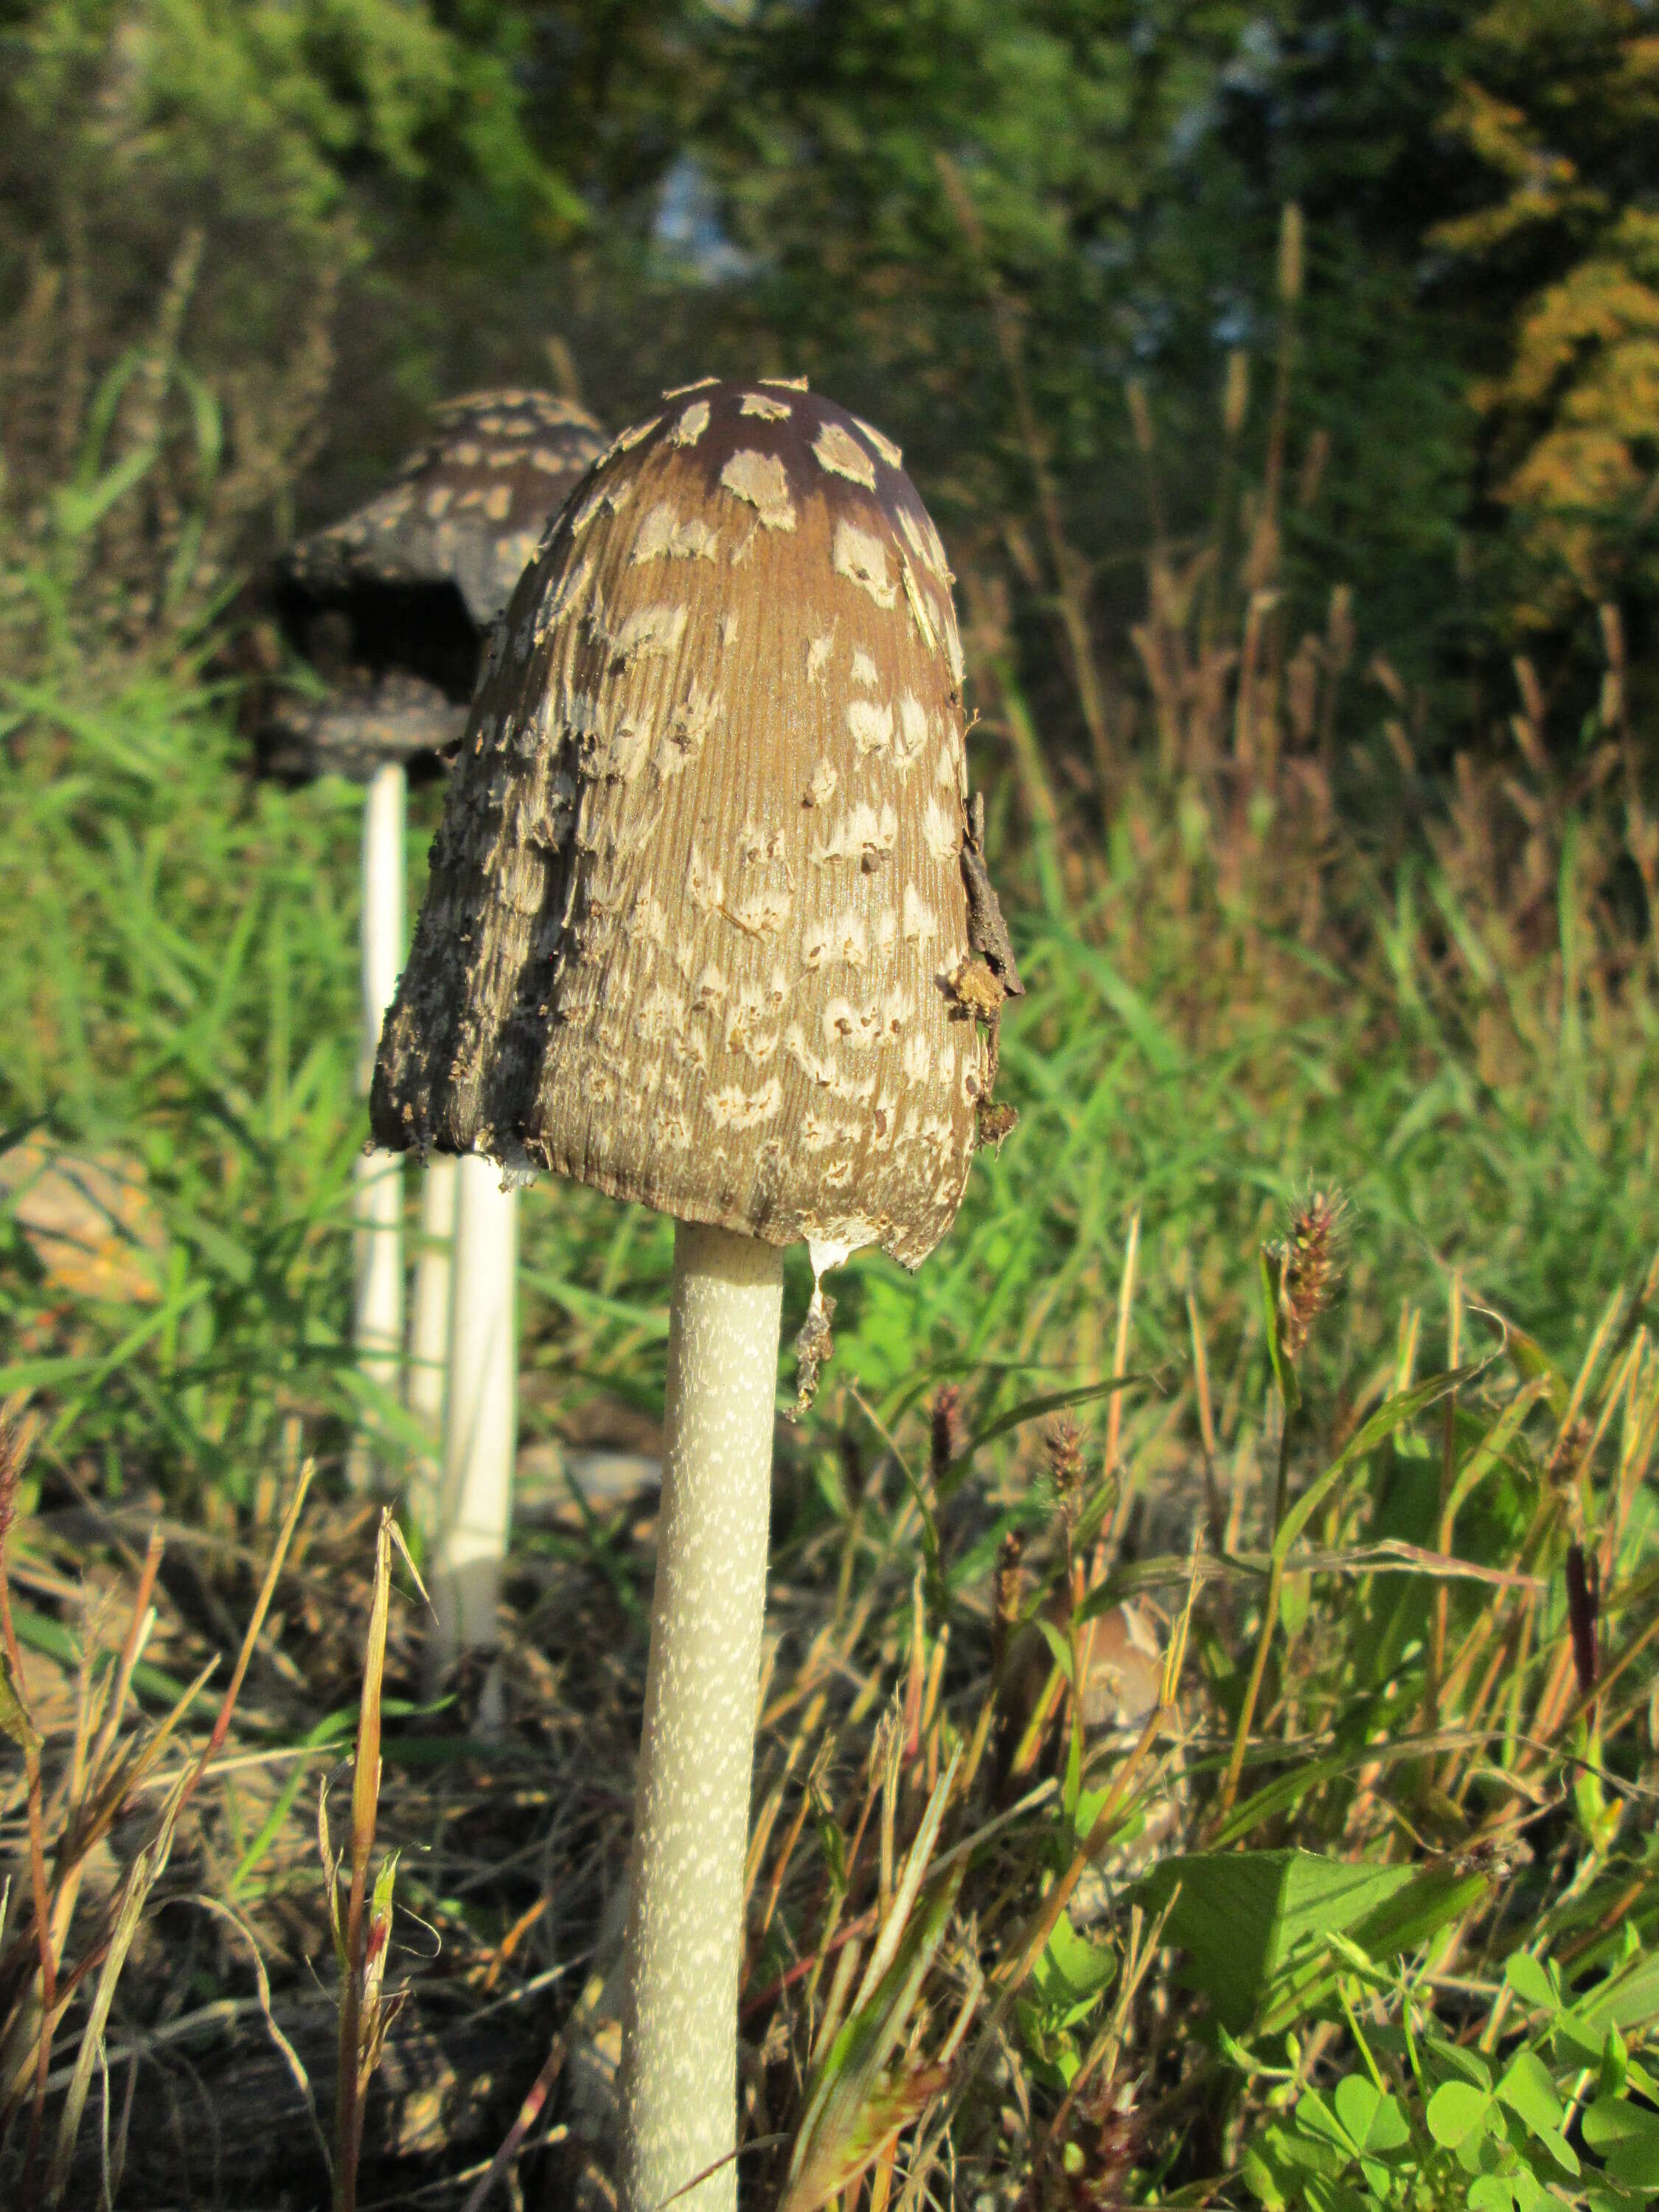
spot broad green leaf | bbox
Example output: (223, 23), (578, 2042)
(1270, 2126), (1349, 2180)
(1423, 2035), (1492, 2090)
(1303, 2176), (1368, 2212)
(1468, 2178), (1546, 2212)
(1073, 1781), (1113, 1834)
(1531, 2126), (1581, 2177)
(1426, 2079), (1494, 2150)
(1359, 2155), (1398, 2200)
(1581, 1949), (1659, 2038)
(1295, 2087), (1352, 2149)
(1335, 2073), (1409, 2154)
(1583, 2097), (1659, 2188)
(1496, 2048), (1566, 2141)
(1136, 1851), (1424, 2031)
(1334, 2078), (1385, 2147)
(1238, 2141), (1287, 2208)
(1551, 2008), (1610, 2068)
(1029, 1911), (1117, 2028)
(1503, 1952), (1558, 2015)
(1349, 1866), (1490, 1962)
(1256, 1868), (1489, 2040)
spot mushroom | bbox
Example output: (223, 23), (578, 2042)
(371, 378), (1018, 2211)
(1000, 1590), (1165, 1773)
(266, 389), (606, 1511)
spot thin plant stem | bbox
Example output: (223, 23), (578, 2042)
(335, 1506), (394, 2212)
(1217, 1401), (1295, 1826)
(1425, 1277), (1462, 1737)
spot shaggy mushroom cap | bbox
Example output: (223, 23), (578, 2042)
(264, 391), (608, 781)
(372, 376), (1005, 1270)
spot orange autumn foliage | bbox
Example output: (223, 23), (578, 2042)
(1435, 3), (1659, 622)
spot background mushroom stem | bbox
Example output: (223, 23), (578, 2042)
(346, 760), (407, 1492)
(406, 1153), (457, 1441)
(427, 1155), (518, 1682)
(618, 1220), (785, 2212)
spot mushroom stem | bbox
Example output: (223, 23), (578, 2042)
(428, 1154), (518, 1674)
(347, 761), (406, 1492)
(406, 1153), (457, 1507)
(408, 1152), (458, 1435)
(619, 1220), (785, 2212)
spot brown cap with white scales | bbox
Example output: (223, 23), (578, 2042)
(372, 376), (1018, 1269)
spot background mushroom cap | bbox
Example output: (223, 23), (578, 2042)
(282, 391), (609, 630)
(372, 378), (998, 1270)
(262, 391), (608, 781)
(257, 671), (470, 785)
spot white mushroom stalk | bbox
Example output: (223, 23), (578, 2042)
(406, 1151), (458, 1447)
(617, 1222), (784, 2212)
(428, 1153), (518, 1676)
(347, 758), (406, 1492)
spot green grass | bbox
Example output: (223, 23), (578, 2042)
(4, 633), (1656, 1508)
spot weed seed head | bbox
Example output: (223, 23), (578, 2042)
(1277, 1186), (1347, 1363)
(1046, 1413), (1085, 1528)
(931, 1385), (964, 1490)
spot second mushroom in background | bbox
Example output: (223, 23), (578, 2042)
(262, 388), (606, 1618)
(372, 377), (1020, 2212)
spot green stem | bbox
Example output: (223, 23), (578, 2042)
(1216, 1401), (1295, 1826)
(1270, 1396), (1293, 1534)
